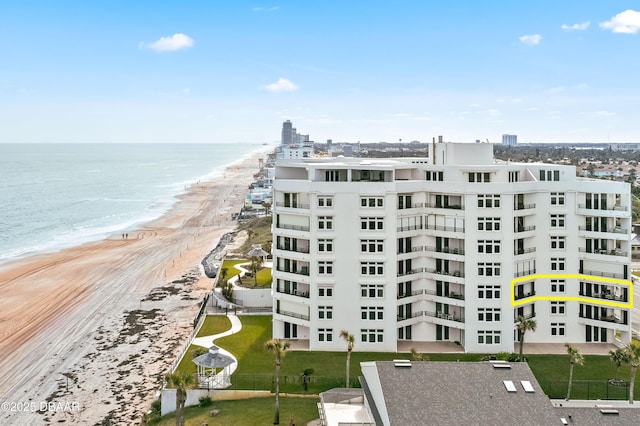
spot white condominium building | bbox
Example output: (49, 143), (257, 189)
(271, 142), (632, 353)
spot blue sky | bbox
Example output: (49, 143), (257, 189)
(1, 1), (639, 144)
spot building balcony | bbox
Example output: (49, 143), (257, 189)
(276, 288), (310, 299)
(514, 312), (536, 322)
(275, 266), (310, 276)
(578, 291), (628, 303)
(424, 246), (465, 256)
(425, 310), (465, 323)
(578, 248), (628, 258)
(276, 244), (310, 254)
(397, 289), (424, 300)
(513, 203), (536, 213)
(424, 268), (465, 279)
(514, 247), (536, 256)
(578, 314), (627, 325)
(514, 291), (536, 301)
(424, 202), (465, 211)
(275, 223), (310, 232)
(275, 201), (310, 210)
(514, 269), (536, 278)
(275, 309), (310, 321)
(514, 225), (536, 233)
(397, 268), (424, 278)
(424, 224), (465, 234)
(578, 226), (629, 235)
(397, 224), (424, 232)
(580, 269), (626, 279)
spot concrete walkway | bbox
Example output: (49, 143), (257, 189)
(192, 314), (242, 376)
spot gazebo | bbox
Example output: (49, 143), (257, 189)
(247, 244), (269, 260)
(192, 345), (235, 389)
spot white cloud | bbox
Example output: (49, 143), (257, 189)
(140, 33), (194, 52)
(600, 9), (640, 34)
(546, 86), (566, 94)
(595, 110), (616, 117)
(262, 78), (299, 93)
(561, 21), (590, 31)
(519, 34), (542, 45)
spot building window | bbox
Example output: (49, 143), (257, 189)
(540, 170), (560, 181)
(318, 306), (333, 320)
(550, 236), (566, 250)
(469, 172), (491, 183)
(551, 258), (565, 271)
(361, 217), (384, 230)
(361, 329), (384, 343)
(551, 279), (566, 293)
(509, 171), (519, 183)
(318, 287), (333, 297)
(361, 197), (384, 208)
(477, 194), (501, 208)
(361, 284), (384, 298)
(478, 308), (501, 322)
(478, 285), (501, 299)
(325, 170), (342, 182)
(551, 301), (566, 315)
(398, 194), (413, 210)
(318, 328), (333, 342)
(361, 306), (384, 320)
(478, 240), (501, 254)
(551, 323), (565, 336)
(361, 239), (384, 253)
(318, 196), (333, 207)
(318, 261), (333, 275)
(361, 262), (384, 276)
(478, 330), (501, 344)
(426, 171), (444, 181)
(551, 192), (565, 205)
(318, 239), (333, 252)
(318, 216), (333, 230)
(478, 217), (501, 231)
(478, 263), (501, 277)
(550, 214), (565, 228)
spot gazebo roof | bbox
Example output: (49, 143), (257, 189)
(192, 345), (235, 369)
(247, 244), (269, 257)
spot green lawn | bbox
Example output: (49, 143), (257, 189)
(219, 259), (247, 280)
(221, 259), (272, 287)
(154, 396), (319, 426)
(196, 315), (231, 338)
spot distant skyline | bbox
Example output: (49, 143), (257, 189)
(1, 1), (639, 144)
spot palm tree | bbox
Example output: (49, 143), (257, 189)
(265, 339), (290, 424)
(250, 255), (264, 286)
(610, 348), (628, 380)
(165, 371), (195, 426)
(340, 330), (355, 388)
(623, 341), (640, 404)
(565, 344), (585, 400)
(515, 316), (537, 359)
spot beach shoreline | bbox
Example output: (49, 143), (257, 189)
(0, 148), (269, 425)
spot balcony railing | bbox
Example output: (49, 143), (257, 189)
(515, 225), (536, 233)
(425, 310), (464, 323)
(275, 201), (310, 209)
(424, 224), (465, 233)
(425, 202), (464, 210)
(578, 226), (629, 234)
(514, 312), (536, 322)
(579, 314), (627, 325)
(514, 203), (536, 210)
(514, 291), (536, 301)
(397, 224), (423, 232)
(276, 309), (309, 321)
(397, 268), (424, 277)
(578, 204), (628, 212)
(276, 267), (310, 276)
(276, 245), (310, 254)
(514, 247), (536, 255)
(424, 268), (465, 278)
(514, 269), (536, 278)
(276, 288), (310, 298)
(424, 289), (465, 300)
(424, 246), (465, 255)
(580, 269), (625, 279)
(397, 289), (424, 299)
(578, 292), (627, 302)
(276, 223), (310, 232)
(578, 248), (628, 257)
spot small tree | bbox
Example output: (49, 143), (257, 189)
(250, 255), (264, 286)
(165, 371), (195, 426)
(515, 316), (537, 359)
(623, 341), (640, 404)
(410, 347), (425, 361)
(610, 348), (627, 380)
(565, 344), (585, 400)
(340, 330), (355, 388)
(265, 339), (290, 424)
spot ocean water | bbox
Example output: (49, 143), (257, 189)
(0, 143), (265, 265)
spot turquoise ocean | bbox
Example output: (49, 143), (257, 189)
(0, 143), (265, 265)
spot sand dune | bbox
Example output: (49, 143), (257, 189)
(0, 151), (265, 425)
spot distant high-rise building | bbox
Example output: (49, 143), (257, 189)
(282, 120), (293, 145)
(502, 134), (517, 146)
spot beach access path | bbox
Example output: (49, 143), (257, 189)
(0, 149), (268, 425)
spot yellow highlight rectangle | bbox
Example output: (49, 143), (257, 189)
(511, 273), (633, 309)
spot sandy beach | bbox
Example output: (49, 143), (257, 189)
(0, 149), (267, 425)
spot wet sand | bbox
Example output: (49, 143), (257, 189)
(0, 150), (266, 425)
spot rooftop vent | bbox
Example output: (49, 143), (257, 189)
(600, 409), (619, 415)
(521, 380), (535, 393)
(503, 380), (517, 392)
(492, 363), (511, 369)
(561, 418), (568, 425)
(393, 359), (411, 368)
